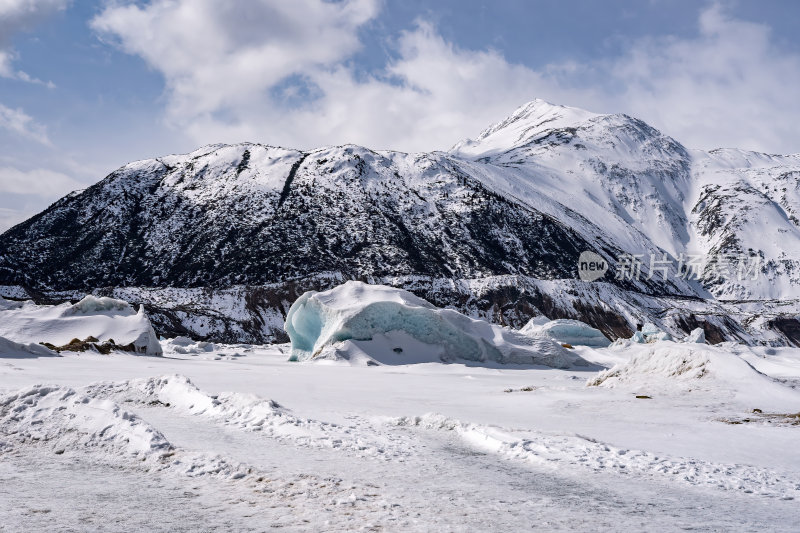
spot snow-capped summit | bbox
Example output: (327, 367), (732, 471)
(451, 99), (693, 258)
(450, 99), (600, 158)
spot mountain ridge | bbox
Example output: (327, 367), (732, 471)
(2, 99), (800, 343)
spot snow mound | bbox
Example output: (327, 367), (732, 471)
(86, 374), (416, 460)
(0, 383), (171, 457)
(588, 345), (713, 386)
(284, 281), (581, 368)
(0, 380), (294, 484)
(587, 344), (800, 407)
(520, 318), (611, 347)
(63, 295), (133, 315)
(616, 323), (673, 344)
(0, 336), (58, 358)
(0, 296), (162, 355)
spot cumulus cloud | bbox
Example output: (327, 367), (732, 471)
(0, 103), (51, 145)
(0, 166), (82, 196)
(0, 0), (67, 85)
(91, 1), (800, 154)
(0, 166), (83, 231)
(609, 4), (800, 153)
(91, 0), (379, 126)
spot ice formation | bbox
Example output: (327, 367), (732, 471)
(520, 318), (611, 347)
(686, 327), (707, 344)
(0, 295), (162, 355)
(284, 281), (581, 368)
(162, 336), (216, 354)
(621, 323), (674, 344)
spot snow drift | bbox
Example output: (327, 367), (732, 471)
(284, 281), (582, 368)
(587, 342), (800, 408)
(0, 336), (58, 358)
(520, 318), (611, 347)
(0, 295), (162, 355)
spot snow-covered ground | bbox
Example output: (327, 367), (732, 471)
(2, 336), (799, 531)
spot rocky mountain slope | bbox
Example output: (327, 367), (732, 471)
(2, 99), (799, 344)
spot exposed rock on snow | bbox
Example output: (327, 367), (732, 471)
(0, 295), (162, 355)
(520, 318), (611, 347)
(285, 281), (582, 368)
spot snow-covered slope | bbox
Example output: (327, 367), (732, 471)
(0, 143), (654, 291)
(450, 100), (800, 299)
(451, 100), (693, 258)
(689, 149), (800, 299)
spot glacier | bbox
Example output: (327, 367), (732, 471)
(284, 281), (582, 368)
(520, 317), (611, 347)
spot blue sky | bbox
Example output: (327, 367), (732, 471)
(1, 0), (800, 230)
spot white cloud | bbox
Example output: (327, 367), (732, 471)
(0, 103), (51, 145)
(0, 166), (82, 196)
(91, 0), (379, 125)
(91, 2), (800, 154)
(608, 4), (800, 153)
(0, 206), (31, 231)
(0, 166), (83, 231)
(0, 0), (67, 85)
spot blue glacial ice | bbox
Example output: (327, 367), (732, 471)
(284, 281), (581, 368)
(520, 318), (611, 347)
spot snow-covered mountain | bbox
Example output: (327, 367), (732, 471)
(2, 99), (799, 343)
(452, 99), (800, 300)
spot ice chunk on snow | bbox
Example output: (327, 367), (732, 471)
(630, 331), (647, 344)
(524, 315), (551, 327)
(0, 296), (162, 355)
(520, 318), (611, 347)
(686, 327), (706, 344)
(284, 281), (581, 368)
(650, 330), (673, 342)
(641, 323), (661, 336)
(162, 337), (216, 354)
(619, 323), (672, 344)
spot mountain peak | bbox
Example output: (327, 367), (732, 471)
(450, 99), (601, 158)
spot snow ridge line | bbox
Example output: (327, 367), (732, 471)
(0, 383), (398, 525)
(84, 374), (416, 461)
(0, 382), (255, 481)
(391, 413), (800, 500)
